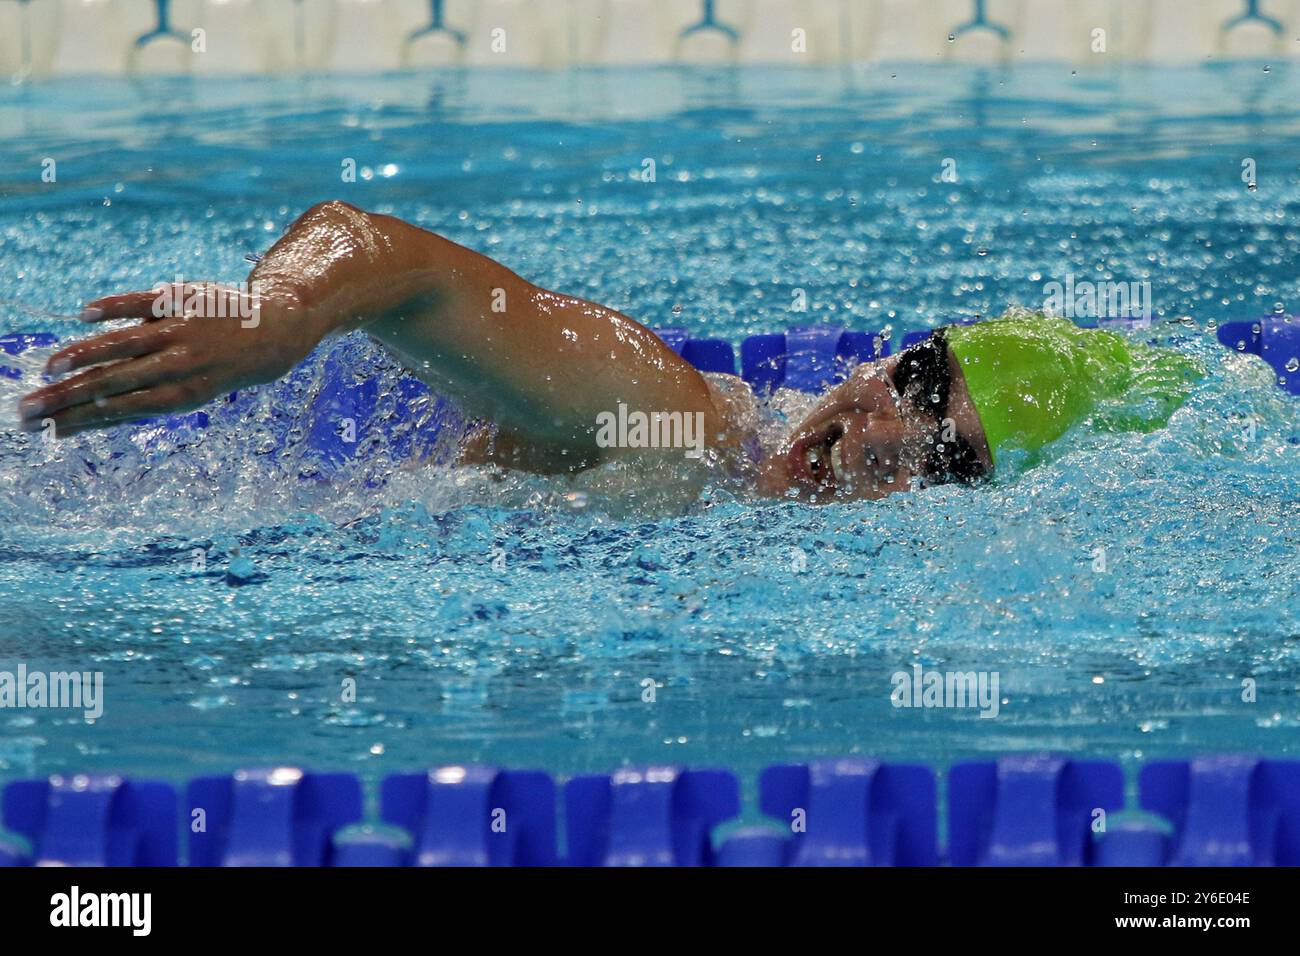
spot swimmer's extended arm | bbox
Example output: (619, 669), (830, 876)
(20, 200), (724, 460)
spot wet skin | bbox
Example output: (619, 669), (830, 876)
(757, 349), (993, 502)
(17, 200), (990, 501)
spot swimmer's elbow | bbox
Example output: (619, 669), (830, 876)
(295, 198), (366, 223)
(288, 199), (381, 242)
(289, 200), (451, 267)
(253, 200), (394, 312)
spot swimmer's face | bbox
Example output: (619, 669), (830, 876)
(756, 344), (993, 503)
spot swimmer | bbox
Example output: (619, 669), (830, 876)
(16, 201), (1203, 502)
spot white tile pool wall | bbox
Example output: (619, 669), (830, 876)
(1, 0), (1298, 77)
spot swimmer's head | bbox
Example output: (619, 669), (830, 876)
(757, 332), (992, 502)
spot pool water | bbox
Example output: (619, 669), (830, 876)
(1, 65), (1298, 796)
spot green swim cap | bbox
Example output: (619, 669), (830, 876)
(944, 312), (1203, 466)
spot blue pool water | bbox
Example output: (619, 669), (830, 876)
(1, 65), (1298, 797)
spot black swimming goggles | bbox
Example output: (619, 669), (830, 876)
(889, 329), (988, 484)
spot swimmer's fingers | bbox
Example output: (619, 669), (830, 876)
(21, 351), (185, 423)
(82, 283), (227, 323)
(25, 383), (202, 438)
(80, 289), (170, 322)
(43, 322), (174, 376)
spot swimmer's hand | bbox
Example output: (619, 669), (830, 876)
(18, 283), (313, 437)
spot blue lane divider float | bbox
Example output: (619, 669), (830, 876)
(3, 756), (1299, 866)
(713, 826), (792, 866)
(947, 754), (1125, 866)
(186, 768), (363, 867)
(739, 325), (886, 394)
(654, 326), (737, 375)
(300, 346), (381, 478)
(564, 766), (740, 866)
(751, 758), (937, 866)
(380, 765), (556, 866)
(330, 829), (412, 867)
(0, 331), (59, 380)
(1, 774), (177, 866)
(1091, 818), (1173, 867)
(1217, 315), (1300, 395)
(0, 837), (28, 867)
(254, 337), (455, 482)
(1140, 755), (1300, 866)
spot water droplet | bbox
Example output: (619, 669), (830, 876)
(1286, 357), (1299, 373)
